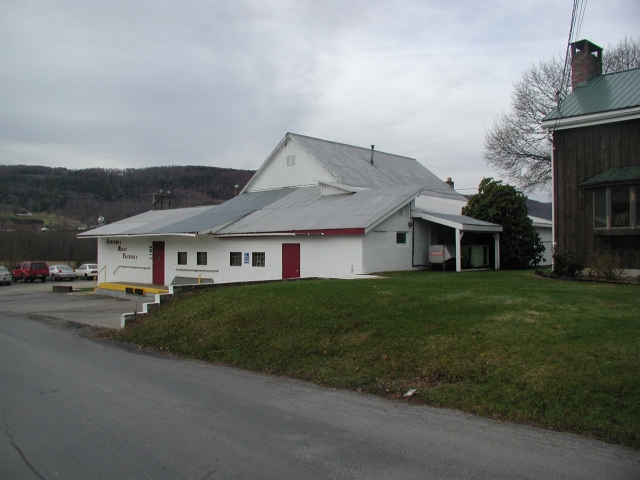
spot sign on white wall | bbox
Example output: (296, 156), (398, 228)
(107, 238), (139, 260)
(244, 252), (250, 265)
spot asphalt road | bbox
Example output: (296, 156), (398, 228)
(0, 280), (135, 329)
(1, 311), (639, 479)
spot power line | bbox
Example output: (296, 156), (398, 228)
(573, 0), (588, 44)
(559, 0), (580, 105)
(553, 0), (588, 136)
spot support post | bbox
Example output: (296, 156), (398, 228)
(455, 228), (462, 272)
(495, 233), (501, 270)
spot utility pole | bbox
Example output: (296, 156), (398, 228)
(152, 190), (171, 210)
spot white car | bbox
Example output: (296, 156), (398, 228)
(76, 264), (99, 280)
(0, 266), (12, 285)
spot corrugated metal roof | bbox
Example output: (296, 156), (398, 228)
(217, 185), (422, 234)
(578, 166), (640, 187)
(79, 189), (297, 236)
(414, 195), (467, 216)
(289, 133), (466, 200)
(544, 67), (640, 121)
(152, 188), (296, 234)
(530, 216), (552, 227)
(421, 212), (501, 228)
(78, 206), (213, 237)
(317, 181), (365, 193)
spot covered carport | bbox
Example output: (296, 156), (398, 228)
(412, 212), (503, 272)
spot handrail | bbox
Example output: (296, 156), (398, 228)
(112, 265), (151, 275)
(95, 265), (107, 290)
(175, 268), (219, 273)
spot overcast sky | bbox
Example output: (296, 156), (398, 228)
(1, 1), (639, 199)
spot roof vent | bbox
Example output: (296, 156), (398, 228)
(370, 145), (375, 165)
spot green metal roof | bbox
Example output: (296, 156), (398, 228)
(578, 166), (640, 187)
(544, 67), (640, 121)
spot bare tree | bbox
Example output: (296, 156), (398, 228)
(604, 36), (640, 72)
(484, 37), (640, 194)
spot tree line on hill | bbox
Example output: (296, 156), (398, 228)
(0, 165), (255, 226)
(0, 230), (97, 269)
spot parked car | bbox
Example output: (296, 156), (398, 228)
(12, 262), (49, 283)
(49, 264), (77, 281)
(76, 263), (99, 280)
(0, 266), (12, 285)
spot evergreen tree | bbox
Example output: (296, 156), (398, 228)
(462, 178), (544, 269)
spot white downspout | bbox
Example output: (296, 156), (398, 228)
(550, 131), (556, 263)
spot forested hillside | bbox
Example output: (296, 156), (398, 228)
(0, 165), (255, 226)
(526, 199), (552, 220)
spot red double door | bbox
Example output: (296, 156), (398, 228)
(282, 243), (300, 279)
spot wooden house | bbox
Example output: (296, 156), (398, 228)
(542, 40), (640, 274)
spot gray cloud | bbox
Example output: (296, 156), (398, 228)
(1, 0), (639, 199)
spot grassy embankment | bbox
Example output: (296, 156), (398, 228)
(0, 212), (82, 229)
(112, 270), (640, 448)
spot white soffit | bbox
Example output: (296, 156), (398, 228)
(420, 213), (503, 232)
(542, 107), (640, 131)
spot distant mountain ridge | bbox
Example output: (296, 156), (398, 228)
(0, 165), (255, 226)
(526, 199), (552, 221)
(0, 164), (553, 227)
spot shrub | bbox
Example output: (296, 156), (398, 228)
(462, 178), (544, 269)
(552, 250), (583, 277)
(587, 252), (623, 280)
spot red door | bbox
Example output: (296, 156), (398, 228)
(282, 243), (300, 279)
(152, 241), (165, 285)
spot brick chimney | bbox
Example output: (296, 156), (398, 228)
(445, 177), (454, 189)
(571, 39), (603, 90)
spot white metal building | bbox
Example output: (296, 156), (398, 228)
(80, 133), (516, 286)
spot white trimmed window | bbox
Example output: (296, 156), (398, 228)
(286, 154), (296, 167)
(252, 252), (265, 267)
(594, 186), (639, 230)
(177, 252), (187, 265)
(396, 232), (407, 244)
(197, 252), (207, 265)
(230, 252), (242, 266)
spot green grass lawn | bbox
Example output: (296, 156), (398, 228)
(111, 270), (640, 448)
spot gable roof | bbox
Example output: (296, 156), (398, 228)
(243, 133), (466, 201)
(79, 188), (296, 237)
(216, 185), (422, 235)
(542, 67), (640, 129)
(79, 185), (423, 237)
